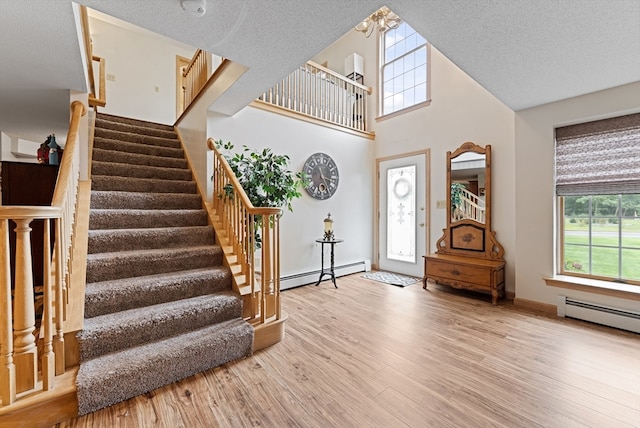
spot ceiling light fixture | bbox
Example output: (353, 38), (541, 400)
(355, 6), (401, 38)
(180, 0), (206, 17)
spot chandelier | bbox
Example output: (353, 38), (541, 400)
(355, 6), (402, 37)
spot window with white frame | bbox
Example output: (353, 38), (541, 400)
(381, 22), (428, 116)
(555, 113), (640, 285)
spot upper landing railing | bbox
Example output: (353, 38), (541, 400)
(257, 61), (372, 133)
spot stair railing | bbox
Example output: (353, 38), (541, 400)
(79, 5), (106, 108)
(183, 49), (210, 111)
(453, 187), (486, 223)
(207, 139), (282, 325)
(257, 60), (372, 133)
(0, 101), (86, 407)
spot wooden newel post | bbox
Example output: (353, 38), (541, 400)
(0, 218), (16, 405)
(12, 218), (38, 393)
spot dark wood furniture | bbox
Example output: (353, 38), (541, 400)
(315, 239), (343, 288)
(423, 142), (505, 304)
(1, 161), (59, 287)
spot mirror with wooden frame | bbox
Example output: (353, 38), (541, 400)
(435, 142), (504, 260)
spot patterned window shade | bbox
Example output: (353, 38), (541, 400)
(555, 113), (640, 196)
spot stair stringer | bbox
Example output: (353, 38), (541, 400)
(174, 130), (286, 352)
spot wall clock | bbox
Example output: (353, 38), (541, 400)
(303, 152), (339, 200)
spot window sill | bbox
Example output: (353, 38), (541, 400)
(375, 99), (432, 122)
(544, 275), (640, 301)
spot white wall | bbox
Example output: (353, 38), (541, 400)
(315, 31), (517, 292)
(208, 107), (374, 281)
(515, 82), (640, 311)
(0, 132), (40, 163)
(89, 17), (195, 125)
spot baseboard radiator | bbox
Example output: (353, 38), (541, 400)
(280, 260), (370, 290)
(557, 296), (640, 334)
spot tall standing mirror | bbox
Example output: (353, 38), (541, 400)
(424, 142), (505, 305)
(436, 142), (503, 259)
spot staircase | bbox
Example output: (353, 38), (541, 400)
(75, 113), (253, 415)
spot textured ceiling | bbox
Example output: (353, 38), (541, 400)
(1, 0), (639, 142)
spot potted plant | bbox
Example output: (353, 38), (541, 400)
(215, 140), (308, 247)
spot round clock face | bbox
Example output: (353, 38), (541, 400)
(303, 153), (339, 200)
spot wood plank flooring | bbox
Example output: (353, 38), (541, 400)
(54, 274), (640, 428)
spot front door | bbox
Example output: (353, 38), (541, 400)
(377, 152), (428, 277)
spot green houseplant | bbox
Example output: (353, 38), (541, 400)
(215, 140), (308, 247)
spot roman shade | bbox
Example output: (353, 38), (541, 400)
(555, 113), (640, 196)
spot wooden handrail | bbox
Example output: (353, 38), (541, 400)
(182, 49), (210, 112)
(80, 5), (106, 108)
(207, 139), (281, 325)
(306, 60), (372, 94)
(0, 101), (86, 407)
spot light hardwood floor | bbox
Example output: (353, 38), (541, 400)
(55, 274), (640, 428)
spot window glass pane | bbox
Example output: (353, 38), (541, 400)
(622, 249), (640, 281)
(404, 52), (415, 71)
(383, 64), (393, 82)
(414, 83), (427, 104)
(564, 244), (589, 274)
(405, 33), (417, 51)
(404, 70), (415, 88)
(394, 59), (404, 77)
(383, 96), (393, 114)
(591, 219), (619, 246)
(393, 93), (404, 112)
(387, 165), (416, 263)
(403, 88), (415, 107)
(591, 246), (619, 278)
(393, 76), (404, 94)
(386, 46), (396, 63)
(416, 33), (427, 45)
(415, 64), (427, 84)
(622, 218), (640, 248)
(383, 80), (394, 98)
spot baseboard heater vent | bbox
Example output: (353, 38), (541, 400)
(557, 296), (640, 334)
(280, 260), (369, 291)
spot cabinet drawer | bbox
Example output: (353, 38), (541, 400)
(426, 260), (492, 287)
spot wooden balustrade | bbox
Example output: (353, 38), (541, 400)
(258, 60), (372, 133)
(453, 187), (486, 223)
(207, 139), (282, 325)
(80, 5), (106, 108)
(183, 49), (210, 110)
(0, 101), (86, 407)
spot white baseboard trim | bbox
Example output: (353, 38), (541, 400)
(281, 260), (369, 290)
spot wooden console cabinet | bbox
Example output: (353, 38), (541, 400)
(423, 253), (505, 304)
(425, 142), (506, 305)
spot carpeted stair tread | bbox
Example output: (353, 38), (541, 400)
(84, 267), (231, 318)
(88, 226), (215, 253)
(90, 191), (202, 210)
(76, 318), (253, 415)
(95, 127), (181, 149)
(77, 112), (254, 416)
(92, 161), (192, 182)
(94, 137), (185, 159)
(95, 117), (177, 140)
(91, 175), (197, 194)
(78, 291), (243, 360)
(85, 245), (222, 283)
(92, 148), (188, 169)
(96, 113), (174, 132)
(89, 208), (208, 230)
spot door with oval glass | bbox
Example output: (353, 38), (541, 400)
(378, 153), (428, 278)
